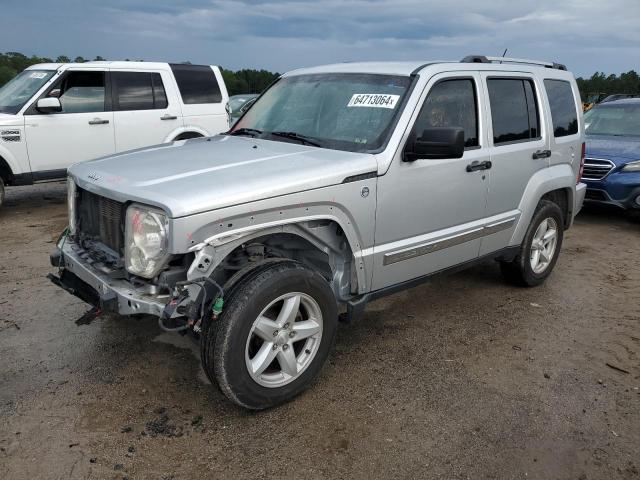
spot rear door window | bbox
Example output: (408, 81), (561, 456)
(487, 78), (540, 145)
(170, 64), (222, 104)
(544, 79), (578, 137)
(112, 72), (168, 111)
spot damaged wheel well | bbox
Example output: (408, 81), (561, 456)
(197, 220), (358, 302)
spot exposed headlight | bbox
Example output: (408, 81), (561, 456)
(622, 160), (640, 172)
(67, 177), (77, 235)
(125, 204), (170, 278)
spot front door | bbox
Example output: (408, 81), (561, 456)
(24, 69), (115, 173)
(372, 73), (490, 290)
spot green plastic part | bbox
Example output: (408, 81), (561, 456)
(212, 297), (224, 315)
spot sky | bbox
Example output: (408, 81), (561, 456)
(1, 0), (639, 77)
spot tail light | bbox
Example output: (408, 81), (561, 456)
(578, 142), (586, 184)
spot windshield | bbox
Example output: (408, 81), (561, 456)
(585, 103), (640, 137)
(0, 70), (55, 114)
(232, 73), (413, 152)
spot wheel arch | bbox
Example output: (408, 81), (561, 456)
(0, 151), (17, 185)
(164, 126), (209, 143)
(186, 219), (364, 302)
(510, 164), (576, 246)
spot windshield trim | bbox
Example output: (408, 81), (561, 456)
(229, 72), (419, 155)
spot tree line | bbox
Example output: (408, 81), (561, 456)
(2, 51), (639, 100)
(0, 52), (279, 96)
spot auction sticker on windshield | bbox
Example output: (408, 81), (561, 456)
(348, 94), (400, 109)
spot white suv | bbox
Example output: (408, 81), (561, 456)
(0, 61), (230, 207)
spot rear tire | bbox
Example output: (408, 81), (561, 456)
(203, 261), (338, 409)
(500, 200), (564, 287)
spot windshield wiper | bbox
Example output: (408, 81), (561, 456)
(269, 131), (323, 147)
(228, 127), (263, 137)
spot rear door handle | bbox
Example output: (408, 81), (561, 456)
(161, 114), (178, 120)
(466, 160), (492, 172)
(532, 149), (551, 159)
(88, 118), (109, 125)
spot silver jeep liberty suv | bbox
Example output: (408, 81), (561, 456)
(51, 55), (587, 409)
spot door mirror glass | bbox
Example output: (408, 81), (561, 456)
(36, 97), (62, 113)
(404, 127), (465, 161)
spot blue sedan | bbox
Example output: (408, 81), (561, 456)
(582, 98), (640, 210)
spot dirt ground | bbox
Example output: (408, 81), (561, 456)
(0, 182), (638, 480)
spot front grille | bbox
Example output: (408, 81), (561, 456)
(77, 188), (124, 254)
(582, 158), (615, 181)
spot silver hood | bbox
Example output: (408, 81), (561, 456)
(70, 135), (378, 218)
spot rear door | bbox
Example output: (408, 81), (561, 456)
(479, 72), (550, 255)
(24, 69), (115, 173)
(111, 70), (182, 152)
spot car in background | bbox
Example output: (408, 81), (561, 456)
(0, 61), (230, 209)
(582, 98), (640, 211)
(229, 93), (258, 124)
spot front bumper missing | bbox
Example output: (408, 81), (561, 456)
(49, 240), (169, 316)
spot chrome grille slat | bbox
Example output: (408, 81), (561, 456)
(581, 157), (615, 181)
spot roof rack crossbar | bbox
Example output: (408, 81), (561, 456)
(460, 55), (566, 71)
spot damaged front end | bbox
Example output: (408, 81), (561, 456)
(48, 179), (222, 332)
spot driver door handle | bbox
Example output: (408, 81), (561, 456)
(466, 160), (492, 172)
(88, 118), (109, 125)
(161, 114), (178, 120)
(532, 149), (551, 159)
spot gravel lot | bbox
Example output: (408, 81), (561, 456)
(1, 183), (639, 480)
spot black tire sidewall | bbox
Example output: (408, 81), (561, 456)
(519, 201), (564, 285)
(211, 262), (337, 409)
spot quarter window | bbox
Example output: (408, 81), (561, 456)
(413, 79), (479, 148)
(487, 78), (540, 145)
(170, 64), (222, 104)
(54, 71), (105, 113)
(112, 72), (168, 111)
(544, 79), (578, 137)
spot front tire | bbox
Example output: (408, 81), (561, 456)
(500, 200), (564, 287)
(203, 261), (338, 410)
(0, 177), (5, 209)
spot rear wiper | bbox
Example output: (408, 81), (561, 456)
(228, 127), (263, 137)
(269, 131), (323, 147)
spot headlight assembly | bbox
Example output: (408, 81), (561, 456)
(622, 160), (640, 172)
(125, 204), (170, 278)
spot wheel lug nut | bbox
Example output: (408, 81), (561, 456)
(272, 344), (278, 350)
(273, 330), (279, 336)
(289, 331), (296, 337)
(282, 344), (289, 351)
(283, 323), (290, 329)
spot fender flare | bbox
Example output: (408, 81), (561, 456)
(510, 163), (576, 246)
(163, 126), (209, 143)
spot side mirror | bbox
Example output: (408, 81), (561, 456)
(404, 127), (465, 161)
(239, 97), (257, 114)
(36, 97), (62, 114)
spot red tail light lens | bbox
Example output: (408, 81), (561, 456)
(578, 142), (586, 184)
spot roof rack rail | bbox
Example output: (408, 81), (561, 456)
(461, 55), (567, 71)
